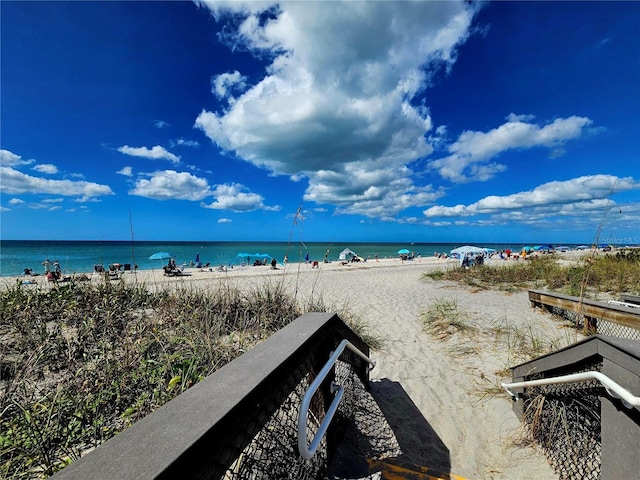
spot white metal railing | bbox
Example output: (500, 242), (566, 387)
(297, 339), (376, 460)
(502, 371), (640, 409)
(608, 299), (640, 309)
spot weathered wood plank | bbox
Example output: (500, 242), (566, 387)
(529, 289), (640, 331)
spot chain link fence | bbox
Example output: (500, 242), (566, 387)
(209, 348), (385, 480)
(595, 318), (640, 340)
(544, 304), (640, 340)
(520, 362), (603, 480)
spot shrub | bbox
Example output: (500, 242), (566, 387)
(0, 280), (307, 478)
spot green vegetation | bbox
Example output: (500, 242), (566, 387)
(0, 279), (370, 478)
(421, 297), (571, 364)
(421, 297), (477, 340)
(421, 296), (577, 403)
(423, 250), (640, 296)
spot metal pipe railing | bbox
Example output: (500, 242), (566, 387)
(297, 339), (376, 460)
(502, 371), (640, 409)
(608, 299), (640, 309)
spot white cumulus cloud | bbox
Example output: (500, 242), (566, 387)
(129, 170), (212, 201)
(423, 174), (640, 218)
(0, 149), (33, 167)
(429, 114), (593, 183)
(118, 145), (180, 164)
(194, 0), (480, 218)
(32, 164), (59, 174)
(202, 183), (278, 212)
(117, 166), (134, 177)
(0, 166), (114, 199)
(212, 70), (248, 100)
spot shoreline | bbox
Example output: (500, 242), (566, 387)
(2, 240), (619, 279)
(3, 249), (597, 288)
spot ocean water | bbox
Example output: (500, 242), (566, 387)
(0, 240), (514, 277)
(0, 240), (567, 277)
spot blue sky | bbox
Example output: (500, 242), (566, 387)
(1, 1), (639, 244)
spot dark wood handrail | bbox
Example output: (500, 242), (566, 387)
(51, 312), (370, 480)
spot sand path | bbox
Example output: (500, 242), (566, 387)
(211, 260), (565, 479)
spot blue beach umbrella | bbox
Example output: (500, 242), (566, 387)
(149, 251), (173, 261)
(398, 249), (411, 254)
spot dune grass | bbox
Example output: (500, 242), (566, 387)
(421, 297), (477, 341)
(423, 249), (640, 296)
(0, 278), (371, 478)
(420, 295), (577, 403)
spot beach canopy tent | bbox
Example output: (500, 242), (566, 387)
(338, 248), (358, 261)
(450, 245), (486, 258)
(534, 244), (554, 252)
(230, 252), (272, 265)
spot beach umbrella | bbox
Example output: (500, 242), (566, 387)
(398, 249), (411, 254)
(521, 246), (534, 253)
(149, 251), (173, 261)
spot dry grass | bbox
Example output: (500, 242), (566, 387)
(423, 250), (640, 297)
(420, 297), (576, 401)
(420, 297), (477, 341)
(0, 278), (375, 479)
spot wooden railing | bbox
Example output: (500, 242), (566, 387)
(50, 312), (371, 480)
(507, 335), (640, 479)
(528, 289), (640, 332)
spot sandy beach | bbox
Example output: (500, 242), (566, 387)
(4, 254), (589, 479)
